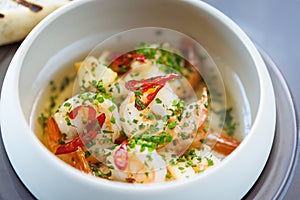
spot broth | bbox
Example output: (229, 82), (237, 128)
(30, 42), (243, 184)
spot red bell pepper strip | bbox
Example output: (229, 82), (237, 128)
(125, 73), (180, 110)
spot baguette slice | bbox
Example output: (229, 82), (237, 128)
(0, 0), (71, 46)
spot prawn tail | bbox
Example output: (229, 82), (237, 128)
(45, 117), (62, 153)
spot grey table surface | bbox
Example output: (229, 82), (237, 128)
(0, 0), (299, 199)
(203, 0), (300, 199)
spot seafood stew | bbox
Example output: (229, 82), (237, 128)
(34, 43), (240, 184)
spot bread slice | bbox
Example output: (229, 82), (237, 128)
(0, 0), (70, 46)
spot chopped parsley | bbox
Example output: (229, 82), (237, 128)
(167, 121), (178, 129)
(206, 157), (214, 166)
(108, 105), (116, 112)
(155, 98), (162, 104)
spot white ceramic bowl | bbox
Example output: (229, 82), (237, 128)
(0, 0), (276, 199)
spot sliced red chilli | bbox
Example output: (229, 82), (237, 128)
(114, 141), (129, 171)
(69, 105), (96, 121)
(109, 51), (147, 75)
(55, 113), (106, 155)
(125, 73), (181, 110)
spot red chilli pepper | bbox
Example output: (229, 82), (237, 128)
(114, 141), (129, 171)
(55, 109), (106, 155)
(131, 53), (147, 62)
(125, 73), (180, 110)
(69, 105), (96, 120)
(55, 137), (83, 154)
(110, 51), (147, 76)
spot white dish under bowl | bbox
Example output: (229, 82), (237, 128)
(0, 0), (276, 199)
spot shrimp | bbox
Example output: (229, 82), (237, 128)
(76, 48), (198, 101)
(41, 42), (243, 183)
(157, 87), (209, 162)
(76, 52), (162, 103)
(53, 91), (121, 162)
(119, 83), (179, 138)
(107, 142), (167, 183)
(58, 147), (92, 174)
(44, 117), (91, 173)
(190, 99), (241, 156)
(206, 132), (240, 155)
(167, 145), (221, 180)
(119, 74), (209, 163)
(76, 52), (117, 92)
(75, 53), (130, 104)
(44, 117), (61, 153)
